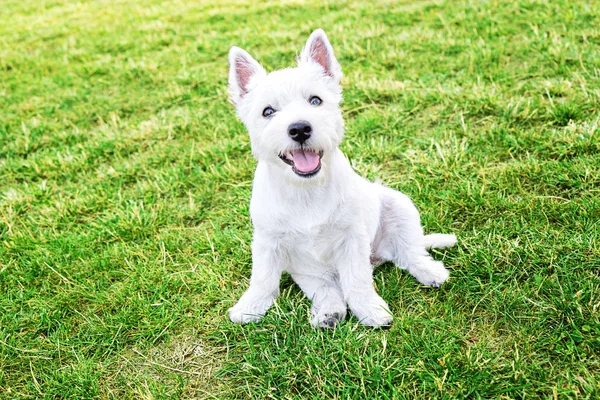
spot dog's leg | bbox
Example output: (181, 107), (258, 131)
(228, 233), (283, 323)
(334, 232), (393, 327)
(376, 191), (453, 287)
(291, 273), (347, 329)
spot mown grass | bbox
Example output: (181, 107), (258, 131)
(1, 0), (599, 398)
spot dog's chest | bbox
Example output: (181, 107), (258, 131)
(253, 205), (342, 273)
(278, 221), (340, 273)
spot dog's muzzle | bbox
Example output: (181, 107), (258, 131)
(279, 149), (323, 177)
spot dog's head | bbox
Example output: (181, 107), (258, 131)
(228, 29), (344, 179)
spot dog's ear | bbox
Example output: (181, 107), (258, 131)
(299, 29), (342, 83)
(228, 46), (266, 105)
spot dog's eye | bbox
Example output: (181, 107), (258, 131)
(309, 96), (322, 106)
(262, 107), (275, 118)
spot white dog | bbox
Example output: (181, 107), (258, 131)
(227, 29), (456, 328)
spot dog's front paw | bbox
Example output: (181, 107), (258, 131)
(348, 293), (393, 327)
(413, 260), (449, 287)
(228, 306), (264, 323)
(311, 309), (347, 329)
(228, 296), (274, 324)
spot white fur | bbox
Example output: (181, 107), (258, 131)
(227, 29), (457, 328)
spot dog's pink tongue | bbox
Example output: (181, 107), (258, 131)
(292, 149), (320, 172)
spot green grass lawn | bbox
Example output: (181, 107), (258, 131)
(1, 0), (599, 398)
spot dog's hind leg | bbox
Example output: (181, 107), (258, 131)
(374, 190), (454, 287)
(291, 273), (347, 329)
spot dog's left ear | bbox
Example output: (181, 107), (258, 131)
(228, 46), (266, 106)
(299, 29), (342, 83)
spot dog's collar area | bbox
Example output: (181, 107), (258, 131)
(278, 149), (323, 178)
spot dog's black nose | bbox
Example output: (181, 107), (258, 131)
(288, 121), (312, 143)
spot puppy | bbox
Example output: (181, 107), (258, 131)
(227, 29), (456, 328)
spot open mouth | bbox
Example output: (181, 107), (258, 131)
(278, 148), (323, 177)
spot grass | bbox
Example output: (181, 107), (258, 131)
(0, 0), (599, 398)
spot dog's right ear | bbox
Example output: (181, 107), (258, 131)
(228, 47), (266, 105)
(299, 29), (342, 84)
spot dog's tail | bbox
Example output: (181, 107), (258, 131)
(423, 234), (457, 250)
